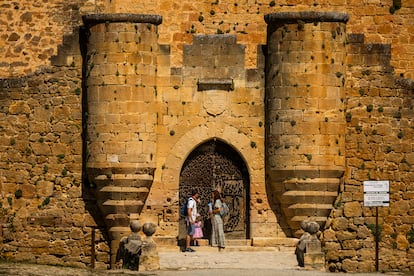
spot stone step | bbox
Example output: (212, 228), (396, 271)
(101, 199), (144, 206)
(98, 186), (149, 200)
(284, 203), (333, 217)
(155, 237), (298, 253)
(281, 190), (338, 197)
(291, 216), (328, 223)
(103, 213), (139, 228)
(288, 203), (333, 209)
(282, 177), (340, 192)
(226, 239), (252, 246)
(99, 199), (144, 214)
(100, 186), (149, 193)
(104, 213), (129, 228)
(108, 226), (131, 240)
(93, 176), (153, 189)
(279, 190), (338, 204)
(251, 237), (298, 248)
(288, 216), (329, 231)
(282, 184), (339, 192)
(158, 245), (295, 253)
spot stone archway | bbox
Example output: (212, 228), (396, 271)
(179, 139), (250, 242)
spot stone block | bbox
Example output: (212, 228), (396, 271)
(9, 101), (30, 115)
(306, 239), (321, 253)
(104, 141), (126, 155)
(14, 252), (36, 262)
(252, 237), (297, 247)
(344, 201), (362, 217)
(35, 181), (54, 197)
(304, 252), (325, 269)
(19, 183), (35, 198)
(342, 258), (358, 272)
(336, 231), (357, 241)
(118, 32), (136, 42)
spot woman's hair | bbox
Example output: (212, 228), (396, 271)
(212, 190), (221, 201)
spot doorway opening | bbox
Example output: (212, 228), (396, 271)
(178, 139), (250, 244)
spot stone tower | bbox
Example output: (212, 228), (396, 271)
(264, 12), (349, 237)
(82, 13), (162, 265)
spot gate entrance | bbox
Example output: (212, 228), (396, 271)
(179, 139), (250, 241)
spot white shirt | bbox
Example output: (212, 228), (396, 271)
(187, 197), (197, 222)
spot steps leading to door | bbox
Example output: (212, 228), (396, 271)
(155, 237), (298, 252)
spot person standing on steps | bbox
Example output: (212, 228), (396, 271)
(184, 189), (199, 252)
(209, 190), (226, 251)
(193, 213), (204, 246)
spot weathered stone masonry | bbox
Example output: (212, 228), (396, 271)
(265, 12), (348, 238)
(1, 0), (414, 273)
(82, 13), (162, 265)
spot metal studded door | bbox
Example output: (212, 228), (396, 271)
(179, 139), (250, 240)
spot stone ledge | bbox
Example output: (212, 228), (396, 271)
(197, 78), (234, 91)
(82, 13), (162, 26)
(265, 11), (349, 24)
(252, 237), (298, 247)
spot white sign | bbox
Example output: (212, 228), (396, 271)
(363, 180), (390, 207)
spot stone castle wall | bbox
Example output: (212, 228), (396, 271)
(1, 1), (414, 78)
(0, 0), (414, 273)
(324, 33), (414, 272)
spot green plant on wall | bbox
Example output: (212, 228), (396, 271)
(390, 0), (402, 14)
(14, 189), (22, 199)
(38, 196), (50, 209)
(57, 154), (65, 161)
(7, 212), (16, 233)
(367, 223), (382, 242)
(345, 112), (352, 122)
(407, 229), (414, 244)
(297, 20), (305, 31)
(62, 168), (68, 176)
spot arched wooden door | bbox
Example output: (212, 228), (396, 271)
(179, 139), (250, 241)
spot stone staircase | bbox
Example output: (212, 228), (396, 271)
(155, 237), (298, 253)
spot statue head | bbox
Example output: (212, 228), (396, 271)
(130, 220), (141, 233)
(300, 220), (320, 234)
(300, 220), (310, 231)
(307, 221), (320, 235)
(142, 222), (156, 237)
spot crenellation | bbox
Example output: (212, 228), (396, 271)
(1, 1), (414, 273)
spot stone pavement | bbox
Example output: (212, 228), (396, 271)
(0, 247), (400, 276)
(155, 248), (393, 276)
(158, 247), (298, 271)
